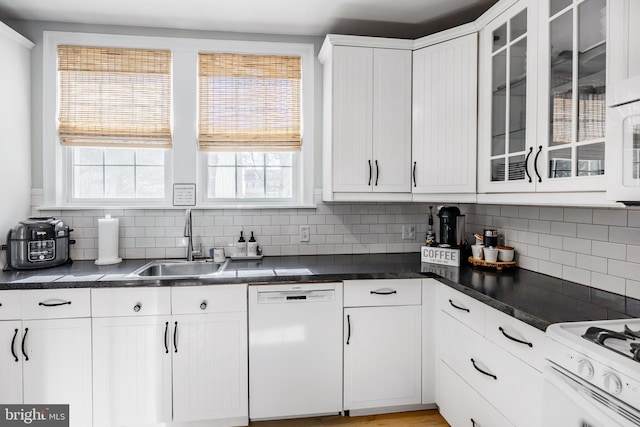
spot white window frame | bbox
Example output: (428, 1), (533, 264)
(42, 31), (315, 208)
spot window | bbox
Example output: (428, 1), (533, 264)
(198, 53), (302, 201)
(43, 32), (314, 208)
(57, 45), (171, 200)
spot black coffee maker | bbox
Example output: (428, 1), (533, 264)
(437, 206), (463, 247)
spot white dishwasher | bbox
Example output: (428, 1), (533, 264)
(249, 282), (343, 420)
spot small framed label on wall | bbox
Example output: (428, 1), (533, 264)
(173, 183), (196, 206)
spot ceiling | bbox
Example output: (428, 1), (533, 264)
(0, 0), (498, 39)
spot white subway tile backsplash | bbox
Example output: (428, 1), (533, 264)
(539, 260), (562, 277)
(593, 209), (627, 226)
(538, 234), (563, 249)
(550, 249), (577, 267)
(564, 208), (592, 224)
(626, 280), (640, 300)
(591, 241), (626, 260)
(609, 226), (640, 245)
(628, 211), (640, 227)
(501, 205), (519, 218)
(550, 221), (577, 237)
(563, 266), (591, 286)
(591, 272), (625, 294)
(540, 207), (564, 221)
(608, 259), (640, 280)
(518, 207), (540, 220)
(529, 220), (551, 234)
(563, 237), (591, 255)
(576, 224), (608, 242)
(576, 254), (607, 274)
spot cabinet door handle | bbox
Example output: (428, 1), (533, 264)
(471, 418), (477, 427)
(524, 146), (533, 183)
(346, 314), (351, 345)
(412, 161), (417, 187)
(375, 160), (379, 186)
(534, 145), (542, 183)
(21, 328), (28, 362)
(370, 289), (397, 295)
(471, 358), (497, 380)
(368, 160), (372, 186)
(449, 299), (470, 313)
(200, 301), (207, 311)
(499, 326), (533, 347)
(11, 328), (19, 362)
(164, 321), (169, 354)
(38, 300), (71, 307)
(173, 321), (178, 353)
(133, 304), (141, 313)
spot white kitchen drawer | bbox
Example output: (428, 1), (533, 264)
(92, 287), (171, 317)
(437, 359), (514, 427)
(438, 284), (485, 335)
(343, 279), (422, 307)
(171, 284), (246, 315)
(484, 307), (545, 372)
(21, 288), (90, 320)
(439, 311), (542, 427)
(0, 291), (22, 320)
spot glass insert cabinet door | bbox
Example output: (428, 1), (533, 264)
(489, 6), (531, 185)
(542, 0), (607, 186)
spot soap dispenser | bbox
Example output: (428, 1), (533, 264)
(248, 231), (258, 256)
(237, 231), (247, 257)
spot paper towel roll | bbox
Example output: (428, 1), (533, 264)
(95, 215), (122, 265)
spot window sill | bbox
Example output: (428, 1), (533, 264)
(36, 203), (319, 211)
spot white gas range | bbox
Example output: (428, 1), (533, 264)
(544, 318), (640, 426)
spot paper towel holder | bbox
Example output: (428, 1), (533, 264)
(95, 214), (123, 265)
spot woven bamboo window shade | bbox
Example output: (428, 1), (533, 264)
(57, 45), (172, 148)
(198, 52), (301, 152)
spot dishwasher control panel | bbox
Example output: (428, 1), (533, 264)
(257, 289), (335, 303)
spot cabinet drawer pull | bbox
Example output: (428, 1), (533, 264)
(524, 146), (533, 183)
(164, 321), (169, 354)
(499, 326), (533, 347)
(534, 145), (542, 183)
(200, 301), (208, 310)
(449, 299), (470, 312)
(173, 321), (178, 353)
(38, 300), (71, 307)
(133, 304), (141, 313)
(21, 328), (28, 361)
(11, 328), (18, 362)
(370, 289), (397, 295)
(471, 358), (497, 380)
(346, 314), (351, 345)
(375, 160), (379, 186)
(412, 161), (417, 187)
(368, 160), (372, 186)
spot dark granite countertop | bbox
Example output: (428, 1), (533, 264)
(1, 253), (639, 331)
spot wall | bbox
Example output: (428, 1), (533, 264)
(464, 204), (640, 300)
(2, 19), (325, 189)
(35, 191), (436, 262)
(0, 23), (33, 261)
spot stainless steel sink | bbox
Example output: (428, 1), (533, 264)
(128, 259), (229, 279)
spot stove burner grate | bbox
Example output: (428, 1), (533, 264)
(582, 325), (640, 362)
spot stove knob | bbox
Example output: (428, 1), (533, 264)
(603, 372), (623, 395)
(577, 360), (594, 379)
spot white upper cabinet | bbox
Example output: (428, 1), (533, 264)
(478, 0), (612, 203)
(478, 0), (539, 194)
(536, 0), (607, 193)
(412, 32), (478, 201)
(319, 36), (413, 202)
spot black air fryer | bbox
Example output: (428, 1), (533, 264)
(437, 206), (461, 247)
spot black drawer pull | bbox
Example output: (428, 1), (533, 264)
(38, 300), (71, 307)
(173, 321), (178, 353)
(471, 358), (497, 380)
(11, 328), (19, 362)
(449, 299), (470, 313)
(346, 314), (351, 345)
(164, 321), (169, 354)
(499, 326), (533, 347)
(21, 328), (28, 361)
(370, 289), (397, 295)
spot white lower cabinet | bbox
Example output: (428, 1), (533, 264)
(437, 360), (513, 427)
(0, 289), (92, 427)
(172, 312), (248, 423)
(91, 285), (247, 427)
(92, 315), (173, 427)
(435, 284), (543, 427)
(343, 279), (422, 411)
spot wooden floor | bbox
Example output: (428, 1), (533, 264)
(251, 410), (450, 426)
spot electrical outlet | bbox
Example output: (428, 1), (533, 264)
(402, 225), (416, 240)
(300, 225), (310, 242)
